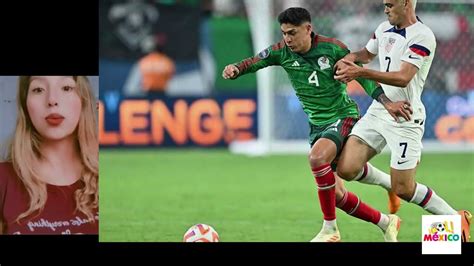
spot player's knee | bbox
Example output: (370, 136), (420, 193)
(308, 152), (331, 168)
(336, 165), (358, 181)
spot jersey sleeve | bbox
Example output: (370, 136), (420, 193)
(366, 24), (382, 55)
(329, 38), (350, 61)
(233, 40), (284, 77)
(401, 32), (436, 69)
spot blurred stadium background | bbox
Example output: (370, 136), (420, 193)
(99, 0), (474, 242)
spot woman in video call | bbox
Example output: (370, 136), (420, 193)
(0, 76), (98, 234)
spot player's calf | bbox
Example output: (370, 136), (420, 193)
(391, 179), (417, 202)
(334, 176), (347, 202)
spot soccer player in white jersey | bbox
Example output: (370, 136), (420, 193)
(333, 0), (471, 241)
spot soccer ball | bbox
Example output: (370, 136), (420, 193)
(431, 222), (445, 232)
(436, 222), (446, 232)
(183, 224), (219, 242)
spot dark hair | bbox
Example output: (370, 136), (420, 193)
(277, 7), (311, 26)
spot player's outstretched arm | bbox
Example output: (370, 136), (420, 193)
(223, 42), (283, 81)
(222, 64), (240, 80)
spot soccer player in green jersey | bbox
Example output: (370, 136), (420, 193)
(223, 7), (412, 242)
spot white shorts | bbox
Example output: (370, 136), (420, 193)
(349, 113), (424, 170)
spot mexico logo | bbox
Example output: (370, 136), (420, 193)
(317, 56), (331, 70)
(422, 215), (461, 254)
(424, 221), (460, 242)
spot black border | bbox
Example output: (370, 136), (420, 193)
(2, 239), (472, 263)
(0, 2), (98, 75)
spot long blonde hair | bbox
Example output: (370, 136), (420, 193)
(9, 76), (98, 222)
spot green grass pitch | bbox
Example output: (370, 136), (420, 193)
(99, 149), (473, 242)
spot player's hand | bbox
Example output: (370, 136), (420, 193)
(334, 59), (361, 83)
(222, 64), (240, 79)
(383, 101), (413, 122)
(334, 59), (349, 75)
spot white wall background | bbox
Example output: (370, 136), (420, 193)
(0, 76), (99, 160)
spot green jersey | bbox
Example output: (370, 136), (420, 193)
(233, 33), (383, 126)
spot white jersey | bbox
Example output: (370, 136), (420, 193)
(365, 20), (436, 122)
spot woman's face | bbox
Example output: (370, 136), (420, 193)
(26, 76), (82, 141)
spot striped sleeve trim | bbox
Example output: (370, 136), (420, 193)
(409, 44), (431, 56)
(271, 40), (285, 51)
(235, 57), (260, 74)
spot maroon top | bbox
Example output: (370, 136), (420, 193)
(0, 162), (98, 235)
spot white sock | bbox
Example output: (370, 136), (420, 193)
(377, 214), (390, 232)
(409, 183), (457, 215)
(355, 163), (392, 191)
(323, 219), (338, 231)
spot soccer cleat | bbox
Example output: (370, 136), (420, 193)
(388, 191), (401, 214)
(458, 210), (472, 242)
(383, 214), (401, 242)
(310, 227), (341, 242)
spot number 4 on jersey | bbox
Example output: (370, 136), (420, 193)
(308, 71), (319, 86)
